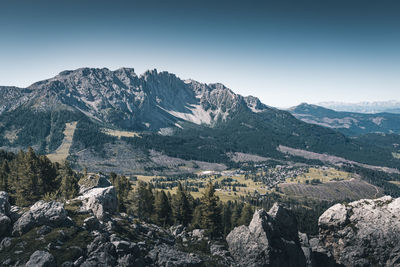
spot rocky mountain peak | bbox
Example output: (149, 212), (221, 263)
(1, 67), (270, 130)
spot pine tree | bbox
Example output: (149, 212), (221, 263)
(13, 147), (40, 206)
(237, 203), (254, 226)
(191, 205), (203, 229)
(154, 190), (172, 226)
(58, 161), (79, 200)
(230, 202), (242, 228)
(221, 202), (232, 236)
(200, 182), (222, 239)
(0, 160), (10, 192)
(172, 182), (192, 226)
(110, 173), (131, 212)
(128, 181), (154, 221)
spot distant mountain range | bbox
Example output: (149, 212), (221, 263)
(318, 101), (400, 114)
(289, 103), (400, 136)
(0, 68), (399, 173)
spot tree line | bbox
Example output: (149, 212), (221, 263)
(0, 148), (80, 206)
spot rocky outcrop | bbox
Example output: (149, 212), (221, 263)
(318, 196), (400, 266)
(148, 243), (203, 266)
(226, 204), (306, 267)
(0, 192), (10, 215)
(78, 174), (111, 194)
(78, 186), (117, 221)
(0, 192), (11, 238)
(25, 250), (56, 267)
(12, 201), (68, 236)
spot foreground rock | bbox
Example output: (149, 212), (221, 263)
(319, 196), (400, 266)
(12, 201), (68, 236)
(226, 203), (306, 267)
(0, 192), (11, 238)
(25, 250), (55, 267)
(78, 186), (117, 221)
(148, 243), (203, 266)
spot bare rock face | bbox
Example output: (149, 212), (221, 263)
(148, 243), (203, 267)
(12, 201), (68, 236)
(0, 192), (11, 237)
(318, 196), (400, 266)
(78, 186), (117, 221)
(25, 250), (56, 267)
(226, 204), (306, 267)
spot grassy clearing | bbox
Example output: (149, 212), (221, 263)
(135, 174), (268, 202)
(285, 167), (353, 184)
(102, 128), (140, 139)
(47, 121), (77, 163)
(279, 178), (382, 201)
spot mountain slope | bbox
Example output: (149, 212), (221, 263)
(290, 103), (400, 136)
(0, 68), (399, 172)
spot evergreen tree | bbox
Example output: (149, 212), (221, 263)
(199, 182), (222, 239)
(221, 202), (232, 236)
(172, 182), (192, 226)
(230, 202), (242, 228)
(237, 203), (254, 226)
(58, 161), (79, 200)
(0, 160), (10, 192)
(191, 205), (203, 229)
(128, 181), (154, 221)
(110, 173), (131, 212)
(154, 190), (172, 226)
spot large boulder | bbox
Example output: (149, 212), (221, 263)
(78, 173), (111, 194)
(78, 186), (117, 221)
(0, 191), (10, 215)
(318, 196), (400, 266)
(25, 250), (56, 267)
(148, 243), (203, 266)
(12, 201), (68, 236)
(226, 204), (306, 267)
(0, 191), (11, 237)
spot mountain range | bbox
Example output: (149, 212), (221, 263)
(0, 67), (399, 174)
(318, 100), (400, 114)
(289, 103), (400, 136)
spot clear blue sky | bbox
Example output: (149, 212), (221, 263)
(0, 0), (399, 107)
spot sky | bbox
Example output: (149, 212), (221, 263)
(0, 0), (399, 108)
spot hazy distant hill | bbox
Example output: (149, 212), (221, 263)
(318, 101), (400, 114)
(290, 103), (400, 136)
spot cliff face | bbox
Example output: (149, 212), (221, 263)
(318, 196), (400, 266)
(0, 68), (268, 131)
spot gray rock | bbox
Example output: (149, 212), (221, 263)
(12, 201), (68, 236)
(226, 204), (306, 267)
(78, 186), (117, 221)
(0, 213), (11, 237)
(37, 225), (53, 236)
(191, 229), (205, 240)
(79, 173), (111, 194)
(318, 196), (400, 266)
(82, 234), (117, 266)
(0, 191), (10, 215)
(9, 205), (22, 223)
(83, 216), (100, 231)
(148, 243), (203, 266)
(0, 237), (12, 251)
(25, 250), (56, 267)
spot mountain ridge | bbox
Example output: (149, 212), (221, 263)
(290, 103), (400, 136)
(0, 67), (399, 173)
